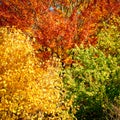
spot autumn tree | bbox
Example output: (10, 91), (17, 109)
(77, 0), (120, 46)
(0, 27), (73, 119)
(0, 0), (120, 63)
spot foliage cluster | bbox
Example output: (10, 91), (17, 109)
(97, 17), (120, 62)
(62, 18), (120, 119)
(0, 0), (119, 61)
(0, 0), (120, 120)
(0, 27), (73, 120)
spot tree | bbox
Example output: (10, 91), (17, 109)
(0, 0), (119, 63)
(0, 27), (73, 119)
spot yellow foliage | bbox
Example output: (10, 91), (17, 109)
(0, 27), (72, 119)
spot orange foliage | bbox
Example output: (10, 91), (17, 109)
(0, 0), (120, 62)
(0, 0), (77, 61)
(77, 0), (120, 45)
(0, 0), (52, 29)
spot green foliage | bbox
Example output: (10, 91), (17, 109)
(62, 45), (120, 120)
(97, 17), (120, 63)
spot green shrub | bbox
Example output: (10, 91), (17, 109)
(62, 45), (120, 120)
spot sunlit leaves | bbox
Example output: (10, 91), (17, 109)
(77, 0), (120, 46)
(0, 27), (72, 119)
(0, 0), (119, 62)
(97, 17), (120, 57)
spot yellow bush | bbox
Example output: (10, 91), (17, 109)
(0, 27), (72, 119)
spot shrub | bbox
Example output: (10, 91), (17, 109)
(62, 45), (120, 120)
(0, 27), (72, 119)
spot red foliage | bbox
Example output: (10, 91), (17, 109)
(77, 0), (120, 46)
(30, 8), (78, 61)
(0, 0), (119, 62)
(0, 0), (53, 29)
